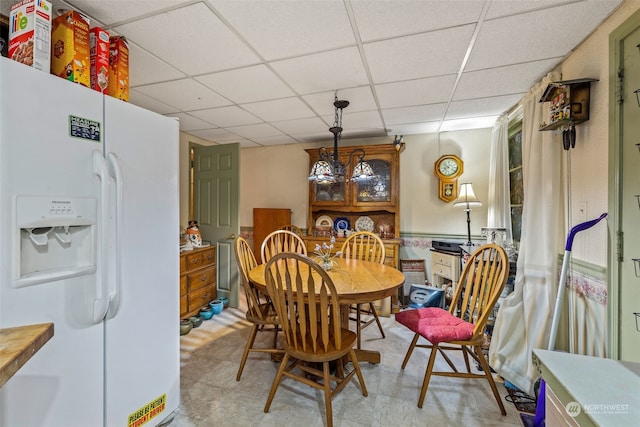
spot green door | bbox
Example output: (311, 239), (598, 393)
(610, 10), (640, 361)
(192, 143), (240, 308)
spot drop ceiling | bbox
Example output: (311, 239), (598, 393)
(0, 0), (624, 147)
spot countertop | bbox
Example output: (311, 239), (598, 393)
(533, 349), (640, 426)
(0, 323), (54, 387)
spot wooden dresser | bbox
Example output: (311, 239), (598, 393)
(180, 246), (216, 318)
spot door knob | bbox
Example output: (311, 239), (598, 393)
(226, 233), (237, 240)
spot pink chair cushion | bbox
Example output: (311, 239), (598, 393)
(395, 307), (475, 344)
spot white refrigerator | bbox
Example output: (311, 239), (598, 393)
(0, 57), (180, 426)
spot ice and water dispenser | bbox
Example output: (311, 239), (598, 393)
(15, 196), (97, 287)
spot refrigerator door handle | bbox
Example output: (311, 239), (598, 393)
(92, 151), (110, 323)
(105, 152), (123, 319)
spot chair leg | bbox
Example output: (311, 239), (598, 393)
(323, 361), (333, 427)
(236, 324), (258, 381)
(401, 333), (420, 369)
(368, 303), (385, 338)
(356, 304), (363, 349)
(475, 345), (507, 415)
(264, 353), (289, 413)
(349, 349), (368, 397)
(417, 343), (439, 408)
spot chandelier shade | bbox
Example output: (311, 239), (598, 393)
(308, 93), (375, 183)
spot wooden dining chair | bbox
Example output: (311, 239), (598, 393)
(263, 252), (368, 427)
(279, 224), (303, 236)
(234, 236), (283, 381)
(394, 244), (509, 414)
(340, 231), (386, 349)
(260, 229), (307, 263)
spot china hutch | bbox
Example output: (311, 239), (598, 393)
(304, 143), (402, 311)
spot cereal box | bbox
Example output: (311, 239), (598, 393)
(89, 27), (109, 92)
(108, 36), (129, 102)
(8, 0), (52, 72)
(51, 10), (90, 86)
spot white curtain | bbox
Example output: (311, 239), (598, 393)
(487, 114), (514, 244)
(489, 72), (564, 396)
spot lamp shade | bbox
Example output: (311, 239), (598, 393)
(351, 159), (375, 182)
(453, 183), (482, 208)
(308, 160), (335, 184)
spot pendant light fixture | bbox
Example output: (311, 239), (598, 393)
(308, 93), (375, 184)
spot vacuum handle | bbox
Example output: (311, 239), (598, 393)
(565, 213), (607, 251)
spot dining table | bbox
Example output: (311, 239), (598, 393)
(248, 257), (405, 364)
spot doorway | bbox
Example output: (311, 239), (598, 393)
(190, 143), (240, 308)
(609, 9), (640, 361)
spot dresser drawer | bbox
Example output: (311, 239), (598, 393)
(432, 252), (455, 267)
(432, 263), (455, 279)
(188, 286), (215, 312)
(185, 248), (216, 270)
(187, 266), (216, 292)
(179, 256), (187, 273)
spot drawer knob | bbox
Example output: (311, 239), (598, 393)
(200, 275), (208, 282)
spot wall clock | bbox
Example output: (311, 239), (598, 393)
(434, 154), (463, 203)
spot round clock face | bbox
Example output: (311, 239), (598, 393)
(438, 158), (459, 177)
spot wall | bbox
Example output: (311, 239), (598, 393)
(553, 0), (640, 268)
(238, 130), (492, 240)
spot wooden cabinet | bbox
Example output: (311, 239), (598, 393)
(180, 246), (216, 318)
(305, 143), (400, 240)
(304, 143), (402, 313)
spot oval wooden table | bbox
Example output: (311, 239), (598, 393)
(248, 257), (405, 364)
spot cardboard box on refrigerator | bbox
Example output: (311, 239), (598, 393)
(89, 27), (109, 92)
(50, 10), (90, 86)
(108, 36), (129, 101)
(8, 0), (52, 72)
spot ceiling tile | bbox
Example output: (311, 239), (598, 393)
(195, 65), (295, 103)
(189, 106), (263, 127)
(440, 116), (499, 131)
(129, 89), (180, 115)
(252, 135), (300, 146)
(352, 0), (485, 42)
(466, 2), (623, 71)
(454, 58), (562, 101)
(302, 87), (377, 116)
(271, 117), (330, 135)
(186, 128), (242, 143)
(209, 0), (354, 61)
(485, 0), (592, 20)
(375, 75), (458, 108)
(169, 112), (217, 132)
(225, 123), (284, 139)
(335, 110), (385, 136)
(134, 79), (231, 111)
(65, 0), (186, 26)
(128, 42), (186, 87)
(383, 104), (447, 126)
(387, 121), (441, 135)
(241, 97), (316, 122)
(270, 47), (369, 94)
(446, 95), (525, 120)
(364, 24), (476, 83)
(113, 2), (260, 75)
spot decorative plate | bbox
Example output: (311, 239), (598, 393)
(334, 217), (350, 232)
(315, 215), (333, 228)
(355, 216), (374, 232)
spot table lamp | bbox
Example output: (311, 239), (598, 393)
(453, 183), (482, 246)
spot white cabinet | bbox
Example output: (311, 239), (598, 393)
(431, 250), (460, 289)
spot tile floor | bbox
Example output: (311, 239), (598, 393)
(173, 303), (526, 427)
